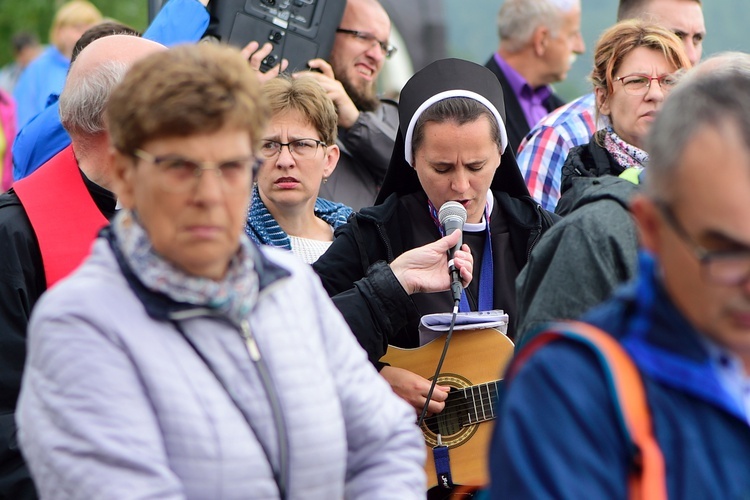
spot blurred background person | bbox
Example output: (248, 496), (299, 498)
(247, 75), (352, 264)
(0, 90), (14, 192)
(17, 43), (425, 499)
(556, 19), (691, 214)
(12, 0), (211, 181)
(13, 0), (102, 128)
(485, 0), (585, 153)
(302, 0), (399, 210)
(515, 20), (691, 341)
(518, 0), (705, 211)
(0, 32), (42, 94)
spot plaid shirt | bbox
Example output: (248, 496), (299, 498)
(517, 93), (597, 211)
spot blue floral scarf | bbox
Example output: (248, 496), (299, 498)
(112, 209), (259, 325)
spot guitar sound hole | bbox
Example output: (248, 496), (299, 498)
(423, 387), (465, 437)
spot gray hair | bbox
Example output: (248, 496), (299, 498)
(497, 0), (579, 52)
(645, 54), (750, 201)
(59, 60), (129, 138)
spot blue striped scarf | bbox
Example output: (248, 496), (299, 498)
(245, 185), (353, 250)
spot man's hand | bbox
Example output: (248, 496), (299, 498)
(296, 58), (360, 128)
(390, 230), (473, 295)
(241, 41), (289, 82)
(380, 366), (450, 414)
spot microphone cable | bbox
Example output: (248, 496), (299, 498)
(417, 298), (460, 428)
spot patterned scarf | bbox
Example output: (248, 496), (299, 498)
(112, 210), (259, 325)
(603, 126), (649, 170)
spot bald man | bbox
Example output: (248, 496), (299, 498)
(0, 35), (166, 499)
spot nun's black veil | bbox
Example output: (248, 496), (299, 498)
(375, 58), (530, 205)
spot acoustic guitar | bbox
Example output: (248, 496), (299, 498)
(381, 328), (514, 489)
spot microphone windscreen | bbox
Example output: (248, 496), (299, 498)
(438, 201), (467, 226)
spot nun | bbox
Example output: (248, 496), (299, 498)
(313, 58), (556, 412)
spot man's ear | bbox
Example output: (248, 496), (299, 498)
(532, 26), (549, 57)
(630, 193), (661, 254)
(111, 149), (136, 209)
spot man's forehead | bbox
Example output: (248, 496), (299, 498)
(673, 122), (750, 220)
(642, 0), (706, 34)
(341, 0), (390, 34)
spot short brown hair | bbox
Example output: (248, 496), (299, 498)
(107, 43), (269, 155)
(591, 19), (691, 123)
(262, 75), (338, 146)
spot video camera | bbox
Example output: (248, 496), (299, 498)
(154, 0), (346, 73)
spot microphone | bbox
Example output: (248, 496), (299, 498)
(438, 201), (467, 303)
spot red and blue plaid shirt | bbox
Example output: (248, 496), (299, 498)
(516, 93), (597, 211)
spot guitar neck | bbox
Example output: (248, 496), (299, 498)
(453, 379), (501, 425)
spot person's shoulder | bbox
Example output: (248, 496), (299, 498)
(494, 190), (557, 228)
(31, 240), (133, 321)
(534, 93), (596, 130)
(0, 190), (32, 236)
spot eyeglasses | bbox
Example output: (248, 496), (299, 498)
(614, 73), (679, 96)
(336, 28), (397, 59)
(132, 149), (258, 193)
(657, 202), (750, 286)
(259, 139), (327, 159)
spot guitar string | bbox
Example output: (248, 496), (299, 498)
(422, 387), (501, 428)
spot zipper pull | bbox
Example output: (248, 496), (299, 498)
(241, 320), (261, 361)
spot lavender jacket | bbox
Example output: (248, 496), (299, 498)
(17, 235), (425, 499)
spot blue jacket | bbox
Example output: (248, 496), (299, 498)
(13, 46), (68, 130)
(245, 185), (352, 250)
(12, 0), (210, 181)
(490, 252), (750, 499)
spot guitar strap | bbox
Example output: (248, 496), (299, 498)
(508, 321), (667, 500)
(433, 438), (453, 490)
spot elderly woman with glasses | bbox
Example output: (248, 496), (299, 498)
(556, 19), (691, 215)
(15, 44), (426, 499)
(246, 75), (352, 264)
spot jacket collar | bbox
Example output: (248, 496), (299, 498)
(601, 252), (747, 420)
(103, 225), (290, 323)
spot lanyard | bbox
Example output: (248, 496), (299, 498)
(428, 201), (494, 312)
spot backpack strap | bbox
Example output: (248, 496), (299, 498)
(508, 320), (667, 500)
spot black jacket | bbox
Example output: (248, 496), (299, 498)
(313, 189), (556, 364)
(557, 130), (623, 215)
(485, 55), (566, 155)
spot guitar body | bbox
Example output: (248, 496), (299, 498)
(381, 328), (514, 488)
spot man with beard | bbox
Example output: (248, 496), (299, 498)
(303, 0), (399, 210)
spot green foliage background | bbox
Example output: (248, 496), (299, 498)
(0, 0), (148, 64)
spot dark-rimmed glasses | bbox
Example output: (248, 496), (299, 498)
(335, 28), (397, 59)
(132, 149), (258, 193)
(614, 73), (679, 96)
(259, 139), (327, 159)
(657, 202), (750, 285)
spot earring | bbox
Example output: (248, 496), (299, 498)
(323, 177), (328, 184)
